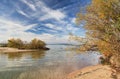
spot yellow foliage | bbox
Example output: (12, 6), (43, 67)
(76, 0), (120, 64)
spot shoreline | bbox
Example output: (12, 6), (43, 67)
(0, 47), (48, 53)
(67, 64), (120, 79)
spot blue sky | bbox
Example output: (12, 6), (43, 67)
(0, 0), (90, 43)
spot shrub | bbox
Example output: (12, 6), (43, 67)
(8, 38), (24, 49)
(7, 38), (46, 50)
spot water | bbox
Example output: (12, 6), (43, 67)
(0, 45), (101, 79)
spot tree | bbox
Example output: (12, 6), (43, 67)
(7, 38), (48, 50)
(29, 38), (46, 49)
(8, 38), (24, 49)
(76, 0), (120, 68)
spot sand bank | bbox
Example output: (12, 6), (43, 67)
(0, 47), (37, 53)
(67, 65), (120, 79)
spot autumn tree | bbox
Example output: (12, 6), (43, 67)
(29, 38), (46, 49)
(8, 38), (24, 49)
(7, 38), (47, 50)
(76, 0), (120, 68)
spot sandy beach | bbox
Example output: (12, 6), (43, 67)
(67, 65), (120, 79)
(0, 47), (37, 53)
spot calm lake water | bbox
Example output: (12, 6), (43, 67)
(0, 45), (101, 79)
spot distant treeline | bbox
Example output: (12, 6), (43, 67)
(0, 38), (49, 50)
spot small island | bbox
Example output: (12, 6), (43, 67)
(0, 38), (49, 53)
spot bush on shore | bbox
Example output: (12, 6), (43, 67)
(7, 38), (47, 50)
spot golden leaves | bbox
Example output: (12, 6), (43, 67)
(76, 0), (120, 58)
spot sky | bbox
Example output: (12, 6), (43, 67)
(0, 0), (90, 44)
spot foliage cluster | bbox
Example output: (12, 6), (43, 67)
(76, 0), (120, 67)
(7, 38), (46, 49)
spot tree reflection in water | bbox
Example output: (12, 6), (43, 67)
(2, 50), (46, 60)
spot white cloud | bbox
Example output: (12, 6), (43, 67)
(14, 0), (66, 24)
(0, 0), (83, 44)
(14, 0), (66, 30)
(0, 18), (36, 41)
(0, 18), (70, 44)
(44, 23), (62, 30)
(45, 24), (54, 28)
(0, 19), (36, 31)
(72, 18), (76, 24)
(39, 10), (65, 21)
(20, 0), (66, 22)
(21, 0), (36, 11)
(16, 9), (29, 18)
(66, 23), (79, 34)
